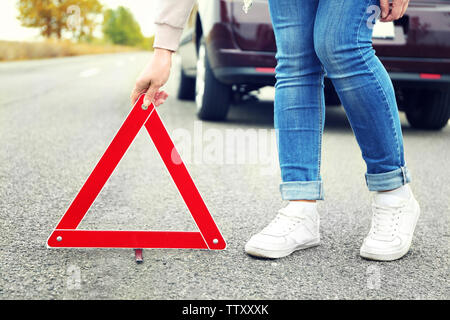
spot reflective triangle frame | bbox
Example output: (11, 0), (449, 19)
(47, 94), (226, 250)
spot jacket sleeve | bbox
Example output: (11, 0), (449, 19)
(153, 0), (196, 52)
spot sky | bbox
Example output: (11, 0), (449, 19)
(0, 0), (157, 41)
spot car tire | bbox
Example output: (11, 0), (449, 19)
(177, 68), (196, 100)
(195, 38), (231, 120)
(404, 88), (450, 130)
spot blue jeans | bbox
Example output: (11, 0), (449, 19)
(268, 0), (411, 200)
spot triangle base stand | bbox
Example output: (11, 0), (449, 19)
(134, 249), (143, 264)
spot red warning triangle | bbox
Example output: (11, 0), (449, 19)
(47, 94), (226, 250)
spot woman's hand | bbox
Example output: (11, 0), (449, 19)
(380, 0), (409, 22)
(131, 48), (172, 107)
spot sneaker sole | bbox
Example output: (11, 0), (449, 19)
(360, 200), (420, 262)
(245, 238), (320, 259)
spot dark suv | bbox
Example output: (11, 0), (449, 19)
(177, 0), (450, 130)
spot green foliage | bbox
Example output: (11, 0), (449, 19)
(17, 0), (102, 39)
(140, 35), (155, 50)
(102, 6), (145, 47)
(17, 1), (152, 49)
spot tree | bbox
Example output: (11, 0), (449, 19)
(17, 0), (102, 39)
(102, 6), (144, 47)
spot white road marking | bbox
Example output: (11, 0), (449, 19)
(79, 68), (100, 78)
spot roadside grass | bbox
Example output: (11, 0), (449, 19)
(0, 39), (142, 61)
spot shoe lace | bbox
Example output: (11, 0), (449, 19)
(262, 211), (305, 235)
(370, 203), (403, 239)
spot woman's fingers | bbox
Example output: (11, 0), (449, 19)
(130, 84), (146, 105)
(143, 83), (159, 107)
(379, 0), (390, 20)
(400, 0), (409, 18)
(153, 91), (169, 107)
(383, 0), (406, 22)
(130, 83), (168, 108)
(130, 75), (151, 105)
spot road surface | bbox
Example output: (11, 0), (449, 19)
(0, 52), (448, 299)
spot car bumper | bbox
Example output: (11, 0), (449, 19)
(213, 66), (276, 85)
(389, 72), (450, 90)
(213, 65), (450, 90)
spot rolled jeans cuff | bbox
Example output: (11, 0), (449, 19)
(365, 166), (411, 191)
(280, 181), (324, 200)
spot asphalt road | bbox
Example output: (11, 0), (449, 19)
(0, 52), (448, 300)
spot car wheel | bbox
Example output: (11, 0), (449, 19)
(177, 68), (195, 100)
(404, 88), (450, 130)
(195, 38), (231, 120)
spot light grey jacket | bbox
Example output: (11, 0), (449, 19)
(153, 0), (252, 51)
(153, 0), (195, 51)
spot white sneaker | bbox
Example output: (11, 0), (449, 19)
(245, 202), (320, 259)
(360, 187), (420, 261)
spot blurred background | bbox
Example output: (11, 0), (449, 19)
(0, 0), (156, 59)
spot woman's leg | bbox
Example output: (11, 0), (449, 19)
(313, 0), (410, 190)
(313, 0), (420, 261)
(244, 0), (323, 259)
(268, 0), (325, 201)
